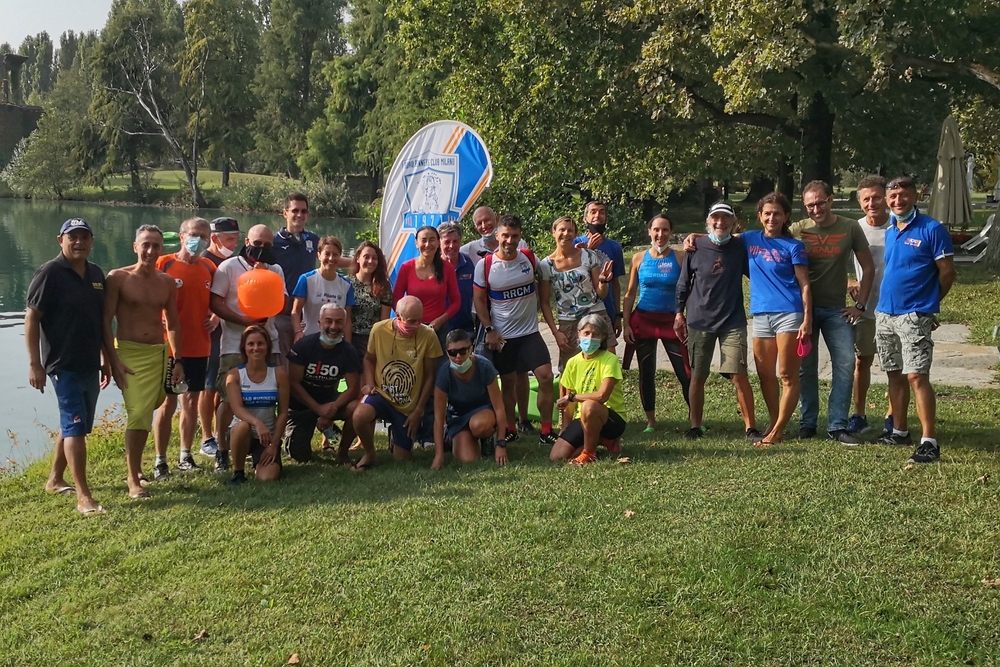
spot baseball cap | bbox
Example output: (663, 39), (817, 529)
(59, 218), (94, 236)
(210, 217), (240, 233)
(708, 202), (736, 217)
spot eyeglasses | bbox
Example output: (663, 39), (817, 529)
(446, 347), (470, 357)
(804, 200), (830, 210)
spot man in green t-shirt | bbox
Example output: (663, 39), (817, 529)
(789, 180), (875, 445)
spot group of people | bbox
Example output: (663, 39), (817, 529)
(25, 178), (955, 515)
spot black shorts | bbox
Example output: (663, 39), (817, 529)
(284, 406), (350, 462)
(166, 357), (209, 394)
(493, 331), (552, 376)
(205, 326), (222, 393)
(250, 437), (284, 469)
(558, 408), (626, 449)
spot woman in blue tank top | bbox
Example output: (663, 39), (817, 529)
(225, 325), (290, 484)
(622, 214), (691, 431)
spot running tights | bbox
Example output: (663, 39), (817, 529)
(636, 337), (691, 413)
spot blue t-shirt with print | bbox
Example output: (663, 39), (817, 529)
(574, 235), (626, 319)
(742, 231), (808, 315)
(876, 212), (953, 315)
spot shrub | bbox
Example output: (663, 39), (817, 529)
(221, 176), (357, 218)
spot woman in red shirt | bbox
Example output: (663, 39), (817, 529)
(392, 226), (460, 334)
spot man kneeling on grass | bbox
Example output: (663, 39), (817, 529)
(351, 296), (442, 468)
(551, 314), (626, 465)
(225, 326), (289, 484)
(285, 304), (360, 465)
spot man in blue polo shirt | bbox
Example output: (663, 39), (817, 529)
(875, 176), (956, 463)
(575, 201), (626, 338)
(273, 192), (320, 364)
(25, 218), (112, 515)
(439, 221), (475, 335)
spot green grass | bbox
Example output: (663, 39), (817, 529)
(65, 169), (281, 206)
(3, 372), (1000, 665)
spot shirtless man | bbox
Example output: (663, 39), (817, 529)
(105, 224), (183, 499)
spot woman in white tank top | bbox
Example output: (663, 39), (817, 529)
(225, 325), (289, 484)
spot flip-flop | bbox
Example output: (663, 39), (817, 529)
(752, 438), (778, 449)
(77, 505), (105, 516)
(50, 485), (76, 495)
(130, 490), (152, 500)
(138, 473), (150, 487)
(351, 460), (375, 472)
(642, 426), (656, 434)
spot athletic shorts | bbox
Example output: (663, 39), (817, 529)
(361, 393), (415, 452)
(752, 312), (804, 338)
(493, 331), (552, 376)
(875, 311), (935, 375)
(205, 326), (222, 393)
(688, 328), (748, 379)
(558, 408), (626, 449)
(116, 340), (167, 431)
(853, 317), (877, 358)
(166, 357), (209, 394)
(284, 405), (351, 462)
(51, 369), (100, 438)
(249, 436), (283, 470)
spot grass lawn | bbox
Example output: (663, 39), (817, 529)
(67, 170), (279, 206)
(3, 372), (1000, 665)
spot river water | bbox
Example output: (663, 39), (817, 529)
(0, 199), (366, 472)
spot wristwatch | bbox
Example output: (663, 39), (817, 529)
(567, 391), (576, 403)
(485, 325), (495, 333)
(854, 302), (866, 312)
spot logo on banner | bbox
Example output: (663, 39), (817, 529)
(402, 153), (459, 229)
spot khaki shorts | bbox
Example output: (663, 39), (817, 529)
(853, 316), (877, 358)
(875, 311), (935, 375)
(687, 328), (747, 379)
(557, 311), (617, 371)
(217, 352), (282, 401)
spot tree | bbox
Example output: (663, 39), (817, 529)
(182, 0), (261, 186)
(17, 32), (55, 103)
(251, 0), (347, 175)
(300, 0), (440, 197)
(92, 0), (208, 206)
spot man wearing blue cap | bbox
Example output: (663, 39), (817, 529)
(25, 218), (112, 515)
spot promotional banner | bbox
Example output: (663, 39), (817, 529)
(380, 121), (493, 283)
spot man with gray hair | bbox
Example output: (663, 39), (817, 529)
(285, 303), (361, 463)
(439, 221), (476, 335)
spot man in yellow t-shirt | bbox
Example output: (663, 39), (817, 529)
(351, 295), (443, 466)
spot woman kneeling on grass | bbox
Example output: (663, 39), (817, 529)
(225, 325), (289, 484)
(551, 314), (626, 465)
(432, 329), (508, 469)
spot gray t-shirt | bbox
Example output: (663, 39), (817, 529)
(852, 216), (889, 320)
(675, 236), (748, 332)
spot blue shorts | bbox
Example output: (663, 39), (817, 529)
(362, 393), (415, 452)
(51, 370), (100, 438)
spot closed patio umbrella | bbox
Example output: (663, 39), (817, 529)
(928, 116), (975, 230)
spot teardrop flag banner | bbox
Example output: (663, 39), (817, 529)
(379, 120), (493, 283)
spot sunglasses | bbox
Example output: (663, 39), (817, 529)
(446, 347), (471, 357)
(887, 180), (915, 191)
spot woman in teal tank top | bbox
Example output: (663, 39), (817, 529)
(622, 214), (692, 431)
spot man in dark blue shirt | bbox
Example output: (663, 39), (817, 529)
(273, 192), (320, 364)
(439, 221), (476, 335)
(25, 218), (112, 515)
(875, 177), (956, 463)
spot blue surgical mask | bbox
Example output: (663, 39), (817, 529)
(481, 233), (494, 242)
(319, 333), (342, 347)
(578, 336), (601, 354)
(708, 232), (732, 245)
(450, 357), (473, 373)
(185, 236), (209, 256)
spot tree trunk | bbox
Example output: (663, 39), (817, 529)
(983, 209), (1000, 271)
(222, 160), (230, 188)
(747, 175), (776, 201)
(799, 92), (834, 187)
(777, 158), (795, 199)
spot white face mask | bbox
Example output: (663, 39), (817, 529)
(216, 245), (234, 258)
(651, 243), (669, 253)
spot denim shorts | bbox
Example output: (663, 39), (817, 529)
(362, 393), (415, 451)
(51, 370), (101, 438)
(752, 312), (804, 338)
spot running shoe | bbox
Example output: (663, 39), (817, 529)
(908, 441), (940, 464)
(798, 426), (817, 439)
(601, 438), (621, 455)
(879, 431), (913, 446)
(504, 428), (518, 444)
(829, 429), (862, 446)
(684, 427), (704, 440)
(153, 461), (170, 481)
(539, 430), (557, 446)
(214, 449), (231, 473)
(480, 434), (496, 457)
(230, 470), (247, 485)
(745, 428), (763, 441)
(177, 454), (199, 472)
(200, 437), (218, 457)
(847, 414), (871, 434)
(569, 450), (597, 465)
(517, 420), (537, 435)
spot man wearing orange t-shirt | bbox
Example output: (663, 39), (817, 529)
(152, 217), (217, 478)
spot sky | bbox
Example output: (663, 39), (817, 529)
(0, 0), (114, 49)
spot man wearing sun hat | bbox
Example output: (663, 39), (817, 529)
(25, 218), (112, 515)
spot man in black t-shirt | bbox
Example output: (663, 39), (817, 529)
(674, 203), (760, 441)
(285, 304), (361, 463)
(25, 218), (112, 515)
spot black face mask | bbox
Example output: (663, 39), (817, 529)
(587, 223), (607, 235)
(241, 243), (276, 266)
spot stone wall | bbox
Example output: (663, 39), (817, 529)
(0, 103), (43, 169)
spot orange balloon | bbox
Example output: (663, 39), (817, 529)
(237, 266), (285, 319)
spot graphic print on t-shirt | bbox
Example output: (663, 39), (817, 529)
(381, 360), (416, 404)
(801, 233), (848, 259)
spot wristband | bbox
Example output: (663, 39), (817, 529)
(495, 440), (506, 448)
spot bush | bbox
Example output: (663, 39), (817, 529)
(305, 178), (357, 218)
(221, 176), (357, 217)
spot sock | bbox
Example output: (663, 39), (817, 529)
(541, 422), (552, 434)
(893, 429), (909, 437)
(921, 437), (938, 447)
(155, 455), (167, 466)
(179, 449), (191, 462)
